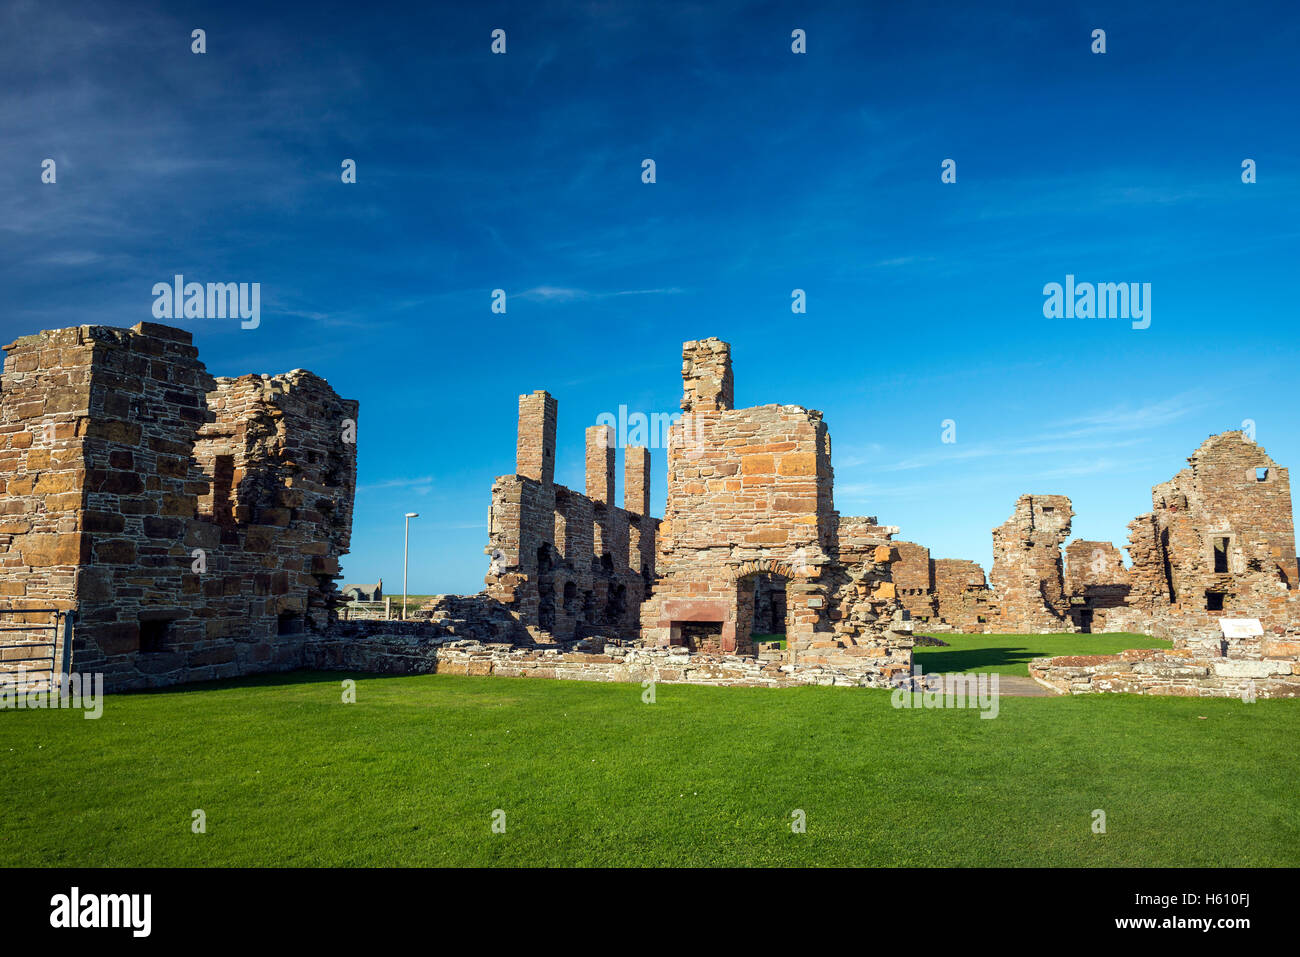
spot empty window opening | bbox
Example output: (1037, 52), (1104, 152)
(563, 582), (577, 614)
(140, 620), (170, 653)
(277, 612), (304, 636)
(538, 585), (556, 633)
(536, 543), (555, 574)
(605, 583), (627, 621)
(1213, 537), (1230, 573)
(1206, 591), (1226, 612)
(1256, 467), (1269, 482)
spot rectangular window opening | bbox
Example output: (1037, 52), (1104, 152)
(1213, 537), (1230, 573)
(140, 620), (170, 653)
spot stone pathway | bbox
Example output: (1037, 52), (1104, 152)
(995, 675), (1055, 697)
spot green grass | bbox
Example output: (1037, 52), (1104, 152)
(914, 632), (1171, 677)
(2, 669), (1297, 867)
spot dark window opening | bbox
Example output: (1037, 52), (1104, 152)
(1206, 591), (1226, 612)
(605, 583), (627, 621)
(536, 544), (555, 574)
(563, 581), (577, 614)
(538, 586), (555, 633)
(140, 620), (170, 653)
(600, 552), (614, 574)
(1213, 537), (1230, 573)
(210, 454), (236, 524)
(277, 612), (304, 636)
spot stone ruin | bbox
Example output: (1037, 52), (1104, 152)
(989, 494), (1075, 633)
(480, 391), (656, 644)
(982, 432), (1300, 640)
(0, 322), (357, 690)
(430, 337), (914, 685)
(4, 321), (1296, 698)
(891, 540), (993, 632)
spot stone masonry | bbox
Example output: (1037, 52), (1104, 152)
(638, 339), (912, 684)
(449, 337), (913, 687)
(481, 392), (656, 643)
(890, 540), (992, 632)
(0, 322), (358, 690)
(990, 494), (1074, 632)
(984, 432), (1300, 641)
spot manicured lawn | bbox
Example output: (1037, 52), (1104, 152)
(914, 632), (1171, 677)
(2, 670), (1296, 867)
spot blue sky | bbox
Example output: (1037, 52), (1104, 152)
(3, 0), (1298, 594)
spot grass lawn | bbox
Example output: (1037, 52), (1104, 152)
(2, 668), (1297, 867)
(914, 632), (1171, 677)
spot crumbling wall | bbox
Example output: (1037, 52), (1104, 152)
(484, 392), (655, 643)
(1029, 633), (1300, 699)
(990, 494), (1074, 633)
(1062, 539), (1130, 631)
(891, 540), (937, 621)
(932, 558), (993, 631)
(1106, 432), (1299, 639)
(888, 540), (992, 633)
(638, 339), (910, 682)
(0, 322), (358, 690)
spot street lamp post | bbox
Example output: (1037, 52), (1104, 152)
(403, 512), (419, 620)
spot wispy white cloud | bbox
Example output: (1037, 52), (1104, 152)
(1049, 392), (1207, 438)
(357, 475), (435, 493)
(517, 285), (684, 302)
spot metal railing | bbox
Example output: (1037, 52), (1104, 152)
(338, 598), (391, 621)
(0, 608), (73, 692)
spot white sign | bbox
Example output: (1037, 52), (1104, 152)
(1220, 618), (1264, 638)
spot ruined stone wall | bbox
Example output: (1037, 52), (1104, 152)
(818, 516), (913, 680)
(638, 340), (910, 682)
(888, 539), (991, 633)
(931, 559), (993, 632)
(305, 628), (908, 689)
(891, 540), (937, 621)
(484, 392), (656, 643)
(1062, 539), (1130, 632)
(640, 400), (838, 654)
(1087, 433), (1299, 639)
(990, 494), (1074, 633)
(0, 322), (357, 690)
(0, 326), (95, 675)
(1029, 634), (1300, 699)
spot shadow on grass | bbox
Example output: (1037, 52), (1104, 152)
(913, 647), (1044, 674)
(118, 668), (423, 697)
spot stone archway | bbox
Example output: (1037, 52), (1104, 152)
(730, 561), (799, 655)
(726, 558), (800, 583)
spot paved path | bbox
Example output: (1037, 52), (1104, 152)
(995, 675), (1055, 697)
